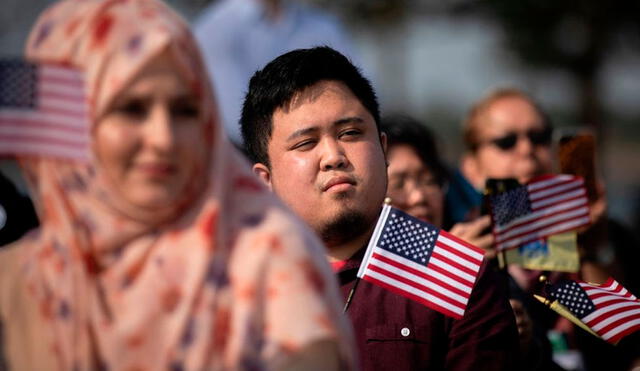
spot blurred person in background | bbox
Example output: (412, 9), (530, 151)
(382, 114), (561, 370)
(460, 87), (640, 370)
(0, 0), (355, 369)
(460, 87), (566, 290)
(241, 46), (520, 370)
(382, 114), (493, 252)
(193, 0), (354, 146)
(460, 88), (553, 193)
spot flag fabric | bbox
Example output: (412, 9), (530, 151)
(357, 204), (485, 319)
(0, 58), (89, 161)
(504, 232), (580, 273)
(548, 278), (640, 344)
(489, 174), (591, 251)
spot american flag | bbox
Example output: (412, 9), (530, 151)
(489, 174), (590, 251)
(0, 58), (89, 160)
(548, 278), (640, 344)
(357, 205), (485, 319)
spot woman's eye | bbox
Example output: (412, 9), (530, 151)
(389, 177), (404, 190)
(115, 99), (147, 118)
(419, 177), (438, 187)
(171, 99), (200, 119)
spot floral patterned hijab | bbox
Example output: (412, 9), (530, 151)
(0, 0), (353, 369)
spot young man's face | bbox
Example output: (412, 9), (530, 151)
(253, 80), (387, 246)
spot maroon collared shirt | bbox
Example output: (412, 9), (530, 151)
(338, 248), (520, 370)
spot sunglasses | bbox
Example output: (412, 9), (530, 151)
(480, 127), (552, 151)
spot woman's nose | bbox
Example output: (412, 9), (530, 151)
(515, 134), (535, 155)
(145, 104), (175, 150)
(407, 183), (428, 206)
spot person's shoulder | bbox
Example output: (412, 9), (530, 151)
(251, 201), (324, 257)
(0, 241), (29, 312)
(0, 242), (24, 278)
(224, 174), (325, 256)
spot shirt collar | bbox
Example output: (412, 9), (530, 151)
(334, 246), (367, 274)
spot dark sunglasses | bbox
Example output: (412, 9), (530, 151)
(481, 127), (553, 151)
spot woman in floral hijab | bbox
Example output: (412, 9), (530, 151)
(0, 0), (354, 369)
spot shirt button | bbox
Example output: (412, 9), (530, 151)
(401, 327), (410, 337)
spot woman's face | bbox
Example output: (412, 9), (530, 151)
(466, 96), (553, 188)
(94, 52), (206, 210)
(386, 144), (444, 227)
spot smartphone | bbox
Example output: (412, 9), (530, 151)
(556, 128), (598, 203)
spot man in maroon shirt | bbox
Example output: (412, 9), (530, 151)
(240, 46), (520, 370)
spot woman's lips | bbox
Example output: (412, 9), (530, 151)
(136, 163), (177, 177)
(409, 208), (431, 223)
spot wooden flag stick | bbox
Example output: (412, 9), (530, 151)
(343, 278), (360, 313)
(533, 294), (601, 340)
(345, 198), (392, 313)
(498, 249), (507, 270)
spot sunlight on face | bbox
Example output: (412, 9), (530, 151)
(471, 96), (552, 186)
(256, 80), (387, 245)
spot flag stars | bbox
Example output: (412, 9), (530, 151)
(550, 281), (597, 319)
(379, 209), (439, 264)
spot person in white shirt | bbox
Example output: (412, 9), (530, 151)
(193, 0), (355, 145)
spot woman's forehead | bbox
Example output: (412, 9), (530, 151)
(478, 97), (544, 135)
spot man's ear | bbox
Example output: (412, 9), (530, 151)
(252, 163), (273, 191)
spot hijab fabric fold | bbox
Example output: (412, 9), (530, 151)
(0, 0), (353, 369)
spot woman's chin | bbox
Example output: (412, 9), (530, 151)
(125, 188), (181, 211)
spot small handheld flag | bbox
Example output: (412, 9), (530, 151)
(357, 205), (485, 319)
(0, 58), (89, 161)
(504, 232), (580, 273)
(488, 174), (591, 251)
(541, 278), (640, 344)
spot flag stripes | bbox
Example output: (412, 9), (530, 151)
(364, 269), (465, 319)
(580, 279), (640, 343)
(491, 175), (591, 250)
(0, 59), (89, 161)
(549, 278), (640, 344)
(358, 205), (484, 319)
(369, 252), (471, 296)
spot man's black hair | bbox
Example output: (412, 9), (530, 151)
(240, 46), (380, 166)
(381, 114), (449, 187)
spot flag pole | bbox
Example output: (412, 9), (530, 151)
(345, 198), (392, 313)
(533, 295), (601, 339)
(498, 249), (507, 271)
(343, 278), (360, 313)
(535, 275), (602, 341)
